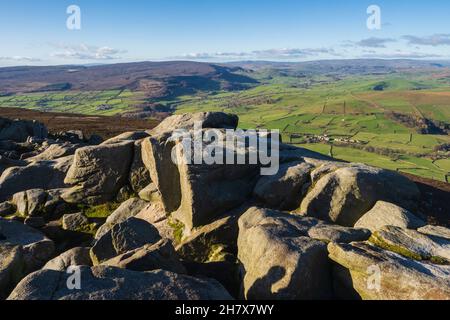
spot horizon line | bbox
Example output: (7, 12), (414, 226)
(1, 57), (450, 69)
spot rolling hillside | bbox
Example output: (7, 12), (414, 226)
(0, 59), (449, 182)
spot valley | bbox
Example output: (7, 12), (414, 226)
(1, 59), (449, 182)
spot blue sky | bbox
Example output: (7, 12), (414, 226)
(1, 0), (450, 66)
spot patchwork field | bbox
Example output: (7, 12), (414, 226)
(0, 89), (146, 116)
(171, 74), (450, 182)
(1, 61), (449, 182)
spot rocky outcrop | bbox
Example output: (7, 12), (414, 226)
(0, 218), (55, 272)
(171, 132), (259, 231)
(153, 112), (239, 134)
(102, 239), (186, 274)
(0, 156), (72, 202)
(0, 245), (25, 299)
(24, 217), (46, 229)
(0, 202), (15, 217)
(101, 131), (150, 145)
(141, 132), (181, 213)
(0, 118), (48, 143)
(328, 242), (450, 300)
(0, 218), (55, 298)
(138, 183), (161, 202)
(355, 201), (425, 232)
(307, 224), (371, 243)
(8, 266), (233, 300)
(43, 247), (92, 271)
(13, 189), (47, 217)
(1, 112), (447, 301)
(418, 225), (450, 240)
(95, 198), (148, 239)
(62, 212), (90, 232)
(134, 202), (173, 241)
(176, 211), (242, 263)
(90, 217), (161, 265)
(0, 156), (26, 176)
(369, 225), (450, 263)
(11, 189), (68, 220)
(238, 207), (332, 300)
(142, 112), (258, 230)
(129, 140), (152, 193)
(26, 142), (81, 162)
(62, 141), (134, 205)
(253, 161), (313, 210)
(298, 164), (420, 226)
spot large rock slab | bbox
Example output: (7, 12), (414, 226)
(0, 155), (26, 176)
(62, 141), (134, 205)
(12, 189), (69, 220)
(355, 201), (425, 232)
(176, 211), (242, 263)
(135, 202), (173, 241)
(253, 161), (313, 210)
(102, 239), (186, 274)
(172, 132), (260, 231)
(129, 140), (152, 193)
(135, 202), (167, 223)
(43, 247), (92, 271)
(370, 225), (450, 263)
(418, 225), (450, 240)
(0, 244), (25, 299)
(309, 162), (349, 183)
(8, 266), (233, 300)
(238, 207), (332, 300)
(27, 142), (80, 162)
(138, 183), (162, 202)
(90, 217), (161, 265)
(12, 189), (47, 217)
(152, 112), (239, 134)
(328, 242), (450, 300)
(62, 212), (90, 232)
(0, 156), (73, 202)
(141, 112), (242, 219)
(95, 198), (148, 239)
(299, 164), (420, 226)
(0, 218), (55, 273)
(101, 131), (150, 145)
(307, 224), (371, 243)
(141, 131), (181, 213)
(143, 127), (260, 231)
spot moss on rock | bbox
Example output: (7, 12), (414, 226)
(79, 202), (121, 219)
(369, 233), (424, 261)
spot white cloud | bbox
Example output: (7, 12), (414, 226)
(177, 47), (342, 61)
(181, 52), (248, 59)
(359, 50), (442, 59)
(354, 37), (397, 48)
(50, 43), (126, 60)
(402, 34), (450, 47)
(0, 56), (40, 62)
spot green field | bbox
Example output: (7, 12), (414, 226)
(0, 89), (145, 116)
(169, 74), (450, 182)
(1, 70), (449, 182)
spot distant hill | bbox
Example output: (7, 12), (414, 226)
(226, 59), (450, 75)
(0, 61), (258, 98)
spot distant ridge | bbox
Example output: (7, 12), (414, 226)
(0, 61), (257, 96)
